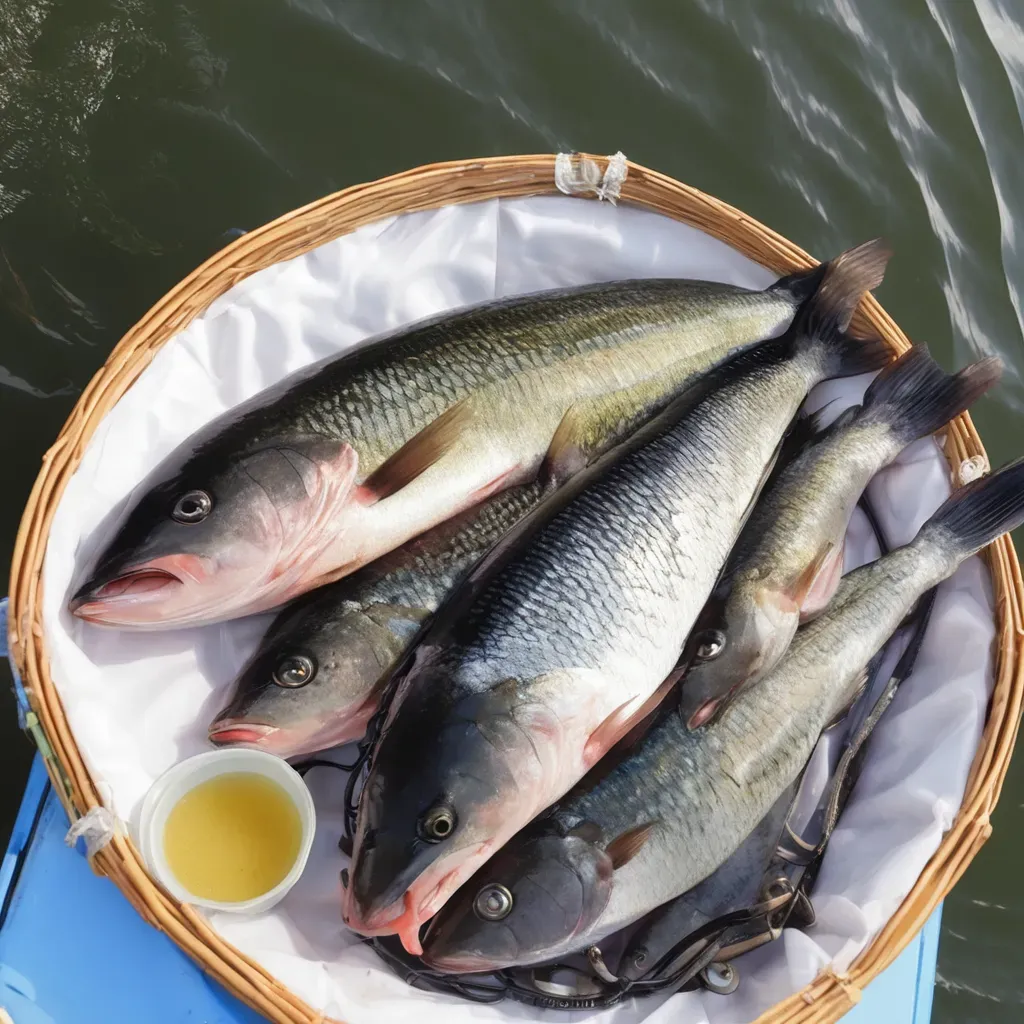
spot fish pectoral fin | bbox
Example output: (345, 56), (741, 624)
(584, 698), (639, 769)
(606, 822), (656, 870)
(789, 540), (846, 622)
(618, 672), (683, 749)
(583, 676), (679, 768)
(359, 398), (475, 502)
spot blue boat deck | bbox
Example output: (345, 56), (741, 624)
(0, 755), (940, 1024)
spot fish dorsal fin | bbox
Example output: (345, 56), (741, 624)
(360, 398), (474, 501)
(784, 402), (838, 455)
(606, 823), (656, 869)
(540, 402), (593, 488)
(733, 433), (787, 540)
(540, 362), (722, 490)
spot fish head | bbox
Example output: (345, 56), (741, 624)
(209, 595), (422, 757)
(421, 819), (615, 974)
(69, 438), (358, 628)
(345, 674), (553, 953)
(679, 581), (796, 730)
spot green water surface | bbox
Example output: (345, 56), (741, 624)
(2, 1), (1022, 1018)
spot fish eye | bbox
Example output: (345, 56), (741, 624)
(694, 629), (726, 661)
(473, 883), (514, 921)
(171, 489), (212, 524)
(418, 804), (456, 842)
(631, 948), (648, 967)
(273, 654), (317, 688)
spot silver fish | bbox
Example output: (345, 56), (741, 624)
(616, 780), (798, 983)
(70, 268), (833, 630)
(208, 483), (545, 756)
(681, 344), (1001, 728)
(421, 456), (1024, 973)
(344, 241), (890, 954)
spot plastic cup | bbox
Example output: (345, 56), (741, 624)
(137, 748), (315, 914)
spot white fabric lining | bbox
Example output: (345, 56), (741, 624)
(41, 195), (992, 1024)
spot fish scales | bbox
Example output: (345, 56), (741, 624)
(209, 481), (550, 758)
(460, 363), (811, 684)
(350, 483), (547, 611)
(420, 508), (979, 975)
(577, 544), (957, 937)
(73, 274), (807, 631)
(366, 241), (894, 956)
(680, 345), (1002, 729)
(346, 317), (873, 954)
(221, 282), (795, 470)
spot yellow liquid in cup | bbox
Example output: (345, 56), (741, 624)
(163, 772), (302, 902)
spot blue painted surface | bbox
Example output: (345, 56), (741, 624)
(844, 906), (941, 1023)
(0, 753), (940, 1023)
(0, 757), (265, 1024)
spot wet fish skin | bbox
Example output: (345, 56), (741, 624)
(616, 782), (797, 982)
(208, 482), (545, 757)
(345, 241), (891, 955)
(69, 274), (816, 630)
(680, 344), (1002, 730)
(421, 456), (1024, 974)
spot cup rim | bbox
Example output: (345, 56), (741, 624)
(137, 748), (316, 913)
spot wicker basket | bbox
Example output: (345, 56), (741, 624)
(7, 154), (1023, 1023)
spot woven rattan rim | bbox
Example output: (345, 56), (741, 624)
(8, 154), (1022, 1023)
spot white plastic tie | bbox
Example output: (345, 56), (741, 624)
(65, 806), (120, 857)
(554, 151), (628, 205)
(597, 151), (628, 203)
(958, 454), (990, 486)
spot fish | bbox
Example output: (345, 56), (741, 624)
(208, 482), (545, 757)
(680, 343), (1002, 729)
(616, 781), (797, 982)
(420, 456), (1024, 973)
(68, 267), (838, 630)
(344, 240), (891, 955)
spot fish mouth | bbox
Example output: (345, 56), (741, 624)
(208, 704), (371, 758)
(346, 841), (495, 955)
(69, 553), (210, 624)
(70, 568), (182, 617)
(686, 696), (724, 730)
(344, 891), (426, 956)
(207, 720), (279, 748)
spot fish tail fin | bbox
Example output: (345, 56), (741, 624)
(791, 239), (893, 379)
(858, 344), (1003, 446)
(921, 456), (1024, 559)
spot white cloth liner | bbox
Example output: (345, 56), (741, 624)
(41, 195), (994, 1024)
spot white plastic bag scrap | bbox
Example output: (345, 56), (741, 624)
(65, 806), (120, 858)
(41, 195), (992, 1024)
(555, 151), (628, 204)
